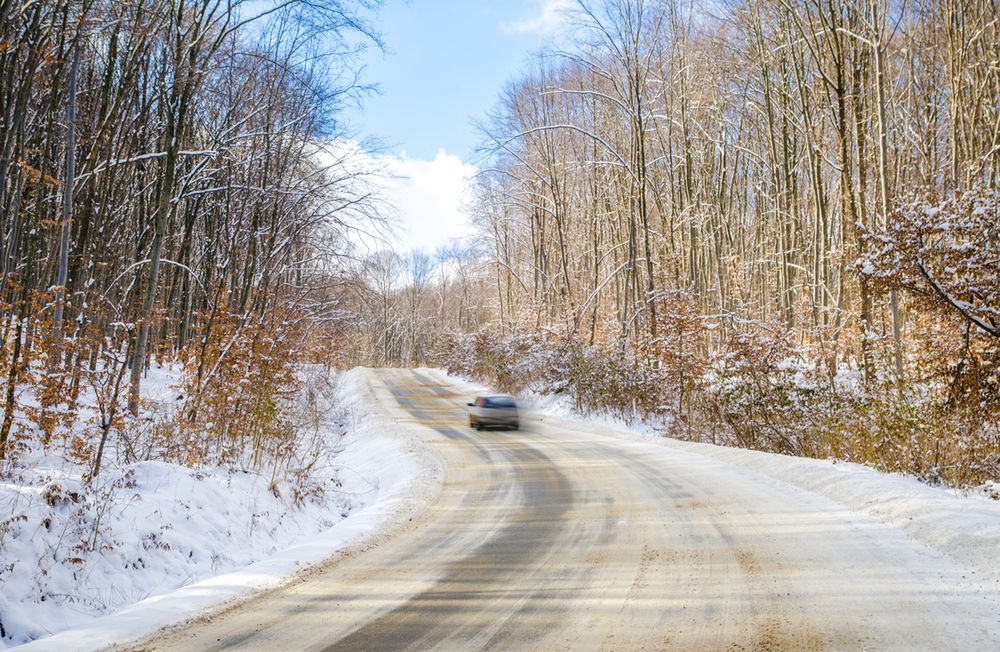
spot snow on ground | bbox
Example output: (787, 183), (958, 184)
(653, 438), (1000, 584)
(425, 367), (1000, 585)
(8, 365), (998, 648)
(1, 367), (437, 650)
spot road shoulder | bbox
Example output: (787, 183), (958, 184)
(16, 368), (444, 652)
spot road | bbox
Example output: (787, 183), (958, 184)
(132, 369), (1000, 651)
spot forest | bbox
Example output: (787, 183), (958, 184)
(2, 1), (999, 646)
(349, 0), (1000, 488)
(1, 0), (998, 492)
(0, 0), (384, 479)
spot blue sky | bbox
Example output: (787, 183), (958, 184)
(341, 0), (571, 253)
(346, 0), (563, 159)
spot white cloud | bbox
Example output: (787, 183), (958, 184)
(502, 0), (574, 36)
(379, 150), (478, 254)
(311, 141), (477, 256)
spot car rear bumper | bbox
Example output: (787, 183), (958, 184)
(469, 408), (519, 427)
(477, 416), (518, 424)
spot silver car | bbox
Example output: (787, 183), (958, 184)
(467, 394), (519, 430)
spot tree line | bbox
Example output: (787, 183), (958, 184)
(0, 0), (384, 476)
(351, 0), (999, 487)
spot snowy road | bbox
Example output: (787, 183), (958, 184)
(131, 369), (1000, 651)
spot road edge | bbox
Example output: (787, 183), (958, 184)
(423, 367), (1000, 586)
(16, 368), (445, 652)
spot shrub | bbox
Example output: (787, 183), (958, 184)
(444, 327), (554, 394)
(709, 323), (822, 455)
(169, 309), (302, 471)
(442, 313), (1000, 489)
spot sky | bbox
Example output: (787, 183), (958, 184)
(343, 0), (572, 254)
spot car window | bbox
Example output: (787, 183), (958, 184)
(486, 397), (516, 408)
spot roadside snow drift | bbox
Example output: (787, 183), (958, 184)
(1, 367), (436, 650)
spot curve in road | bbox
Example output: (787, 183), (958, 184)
(131, 369), (1000, 651)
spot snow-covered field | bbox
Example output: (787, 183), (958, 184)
(1, 367), (435, 650)
(425, 368), (1000, 585)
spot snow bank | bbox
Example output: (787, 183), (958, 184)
(426, 368), (1000, 584)
(654, 438), (1000, 583)
(3, 368), (437, 650)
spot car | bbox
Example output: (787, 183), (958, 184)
(467, 394), (519, 430)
